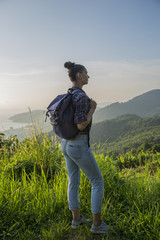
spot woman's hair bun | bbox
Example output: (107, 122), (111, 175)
(64, 61), (75, 69)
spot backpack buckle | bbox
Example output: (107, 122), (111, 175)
(68, 88), (73, 94)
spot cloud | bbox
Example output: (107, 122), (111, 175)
(84, 59), (160, 102)
(1, 59), (159, 83)
(1, 59), (160, 114)
(85, 59), (160, 80)
(0, 67), (61, 77)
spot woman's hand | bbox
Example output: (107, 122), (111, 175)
(90, 99), (97, 110)
(77, 99), (97, 131)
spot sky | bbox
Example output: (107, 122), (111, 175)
(0, 0), (160, 119)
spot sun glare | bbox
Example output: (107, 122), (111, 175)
(0, 98), (8, 107)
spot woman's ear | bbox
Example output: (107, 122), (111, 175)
(76, 72), (81, 80)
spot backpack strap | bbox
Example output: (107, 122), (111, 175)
(45, 111), (49, 122)
(68, 87), (84, 95)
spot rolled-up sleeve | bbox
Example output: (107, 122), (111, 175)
(74, 95), (90, 124)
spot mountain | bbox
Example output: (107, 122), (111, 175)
(97, 102), (112, 108)
(9, 89), (160, 124)
(90, 114), (160, 155)
(9, 110), (46, 123)
(93, 89), (160, 123)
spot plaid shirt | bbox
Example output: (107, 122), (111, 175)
(71, 87), (91, 125)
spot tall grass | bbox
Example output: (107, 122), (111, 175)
(0, 127), (160, 239)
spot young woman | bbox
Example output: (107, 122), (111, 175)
(61, 61), (110, 234)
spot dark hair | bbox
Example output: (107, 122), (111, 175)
(64, 61), (86, 81)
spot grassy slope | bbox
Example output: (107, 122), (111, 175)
(0, 131), (160, 240)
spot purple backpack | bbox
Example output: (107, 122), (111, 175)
(46, 88), (81, 139)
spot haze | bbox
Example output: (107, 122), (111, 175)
(0, 0), (160, 120)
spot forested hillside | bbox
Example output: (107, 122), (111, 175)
(91, 114), (160, 155)
(43, 114), (160, 156)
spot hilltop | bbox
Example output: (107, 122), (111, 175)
(93, 89), (160, 122)
(0, 125), (160, 239)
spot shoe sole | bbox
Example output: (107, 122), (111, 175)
(71, 223), (83, 229)
(71, 219), (92, 230)
(90, 229), (109, 234)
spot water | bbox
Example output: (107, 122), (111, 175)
(0, 117), (52, 141)
(0, 119), (28, 132)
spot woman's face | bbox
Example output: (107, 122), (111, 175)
(80, 69), (89, 85)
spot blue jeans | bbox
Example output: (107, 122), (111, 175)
(61, 134), (104, 214)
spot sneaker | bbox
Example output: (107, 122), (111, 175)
(71, 215), (92, 229)
(90, 220), (110, 234)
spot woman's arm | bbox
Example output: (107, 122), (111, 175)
(77, 99), (97, 131)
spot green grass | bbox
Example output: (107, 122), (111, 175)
(0, 128), (160, 239)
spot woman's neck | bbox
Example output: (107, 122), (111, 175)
(72, 82), (83, 89)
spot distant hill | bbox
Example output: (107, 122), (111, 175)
(9, 103), (111, 123)
(93, 89), (160, 123)
(90, 114), (160, 155)
(95, 102), (112, 112)
(6, 110), (52, 141)
(97, 102), (112, 108)
(9, 110), (46, 123)
(10, 89), (160, 125)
